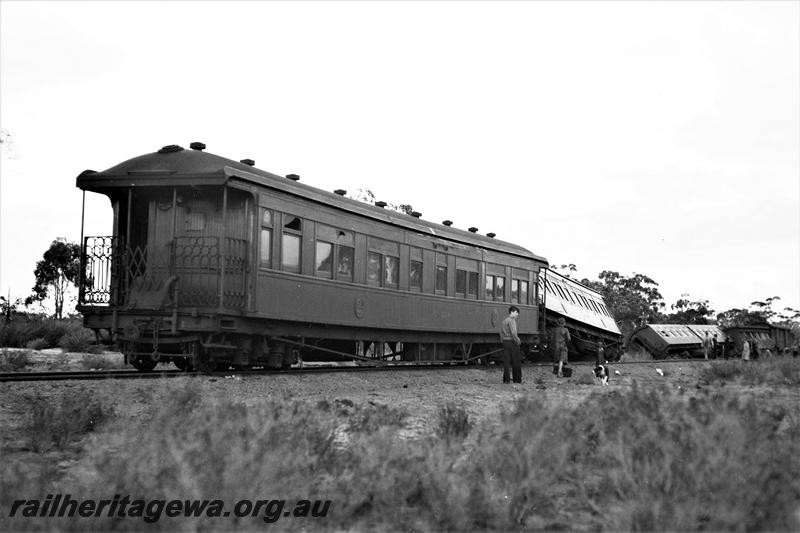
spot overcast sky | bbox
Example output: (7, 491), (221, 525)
(1, 1), (798, 317)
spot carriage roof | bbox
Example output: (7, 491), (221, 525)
(77, 144), (548, 263)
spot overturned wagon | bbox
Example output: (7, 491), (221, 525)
(628, 324), (725, 359)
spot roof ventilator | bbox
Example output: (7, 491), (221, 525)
(158, 145), (184, 153)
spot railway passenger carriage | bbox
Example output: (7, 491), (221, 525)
(77, 143), (551, 371)
(538, 268), (623, 360)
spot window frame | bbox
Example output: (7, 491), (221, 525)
(281, 214), (303, 273)
(259, 208), (273, 267)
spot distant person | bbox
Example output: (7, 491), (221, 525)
(499, 306), (522, 384)
(742, 339), (750, 361)
(723, 338), (733, 360)
(702, 332), (713, 361)
(553, 317), (571, 377)
(596, 339), (605, 366)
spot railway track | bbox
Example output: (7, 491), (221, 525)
(0, 357), (708, 382)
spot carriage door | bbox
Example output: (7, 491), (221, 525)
(220, 187), (251, 310)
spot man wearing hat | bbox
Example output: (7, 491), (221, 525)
(553, 317), (571, 377)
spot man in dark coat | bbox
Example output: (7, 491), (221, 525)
(499, 306), (522, 384)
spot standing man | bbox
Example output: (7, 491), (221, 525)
(499, 306), (522, 384)
(553, 318), (571, 377)
(702, 331), (713, 361)
(595, 339), (605, 366)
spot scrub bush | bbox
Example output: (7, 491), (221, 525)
(24, 388), (111, 452)
(0, 349), (30, 371)
(435, 402), (474, 441)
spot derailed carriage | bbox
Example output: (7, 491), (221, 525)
(537, 268), (623, 361)
(77, 143), (559, 371)
(627, 324), (725, 359)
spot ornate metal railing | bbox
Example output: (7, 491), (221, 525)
(80, 236), (123, 305)
(80, 236), (247, 310)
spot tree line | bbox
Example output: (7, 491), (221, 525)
(552, 263), (800, 338)
(3, 240), (799, 344)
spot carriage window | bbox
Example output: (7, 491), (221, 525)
(282, 234), (301, 271)
(468, 272), (478, 298)
(315, 241), (333, 278)
(384, 256), (399, 288)
(566, 290), (578, 305)
(367, 252), (381, 285)
(282, 214), (302, 272)
(495, 276), (505, 300)
(259, 229), (272, 265)
(338, 246), (354, 281)
(410, 260), (423, 291)
(544, 279), (555, 295)
(435, 265), (447, 294)
(260, 208), (273, 266)
(511, 279), (527, 304)
(486, 275), (505, 301)
(456, 270), (467, 296)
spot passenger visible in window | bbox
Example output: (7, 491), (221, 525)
(385, 256), (398, 287)
(367, 252), (381, 284)
(410, 261), (422, 290)
(338, 248), (353, 279)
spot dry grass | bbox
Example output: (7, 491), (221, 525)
(2, 374), (799, 532)
(700, 356), (800, 386)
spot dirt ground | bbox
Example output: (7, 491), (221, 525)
(3, 352), (798, 444)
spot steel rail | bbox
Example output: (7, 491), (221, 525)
(0, 357), (712, 382)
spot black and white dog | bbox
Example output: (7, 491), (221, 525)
(593, 364), (610, 386)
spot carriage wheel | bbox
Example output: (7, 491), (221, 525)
(194, 347), (216, 375)
(130, 355), (158, 372)
(175, 341), (197, 371)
